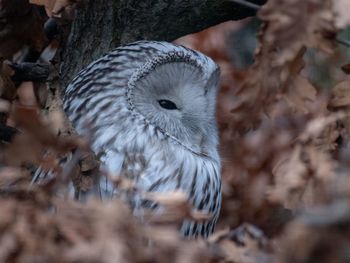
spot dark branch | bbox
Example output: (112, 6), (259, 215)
(61, 0), (267, 86)
(10, 62), (50, 82)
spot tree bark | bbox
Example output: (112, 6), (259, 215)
(61, 0), (266, 86)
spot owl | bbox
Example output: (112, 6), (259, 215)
(63, 41), (221, 238)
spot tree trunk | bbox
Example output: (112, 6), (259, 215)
(60, 0), (266, 86)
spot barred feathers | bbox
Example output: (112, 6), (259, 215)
(64, 41), (221, 238)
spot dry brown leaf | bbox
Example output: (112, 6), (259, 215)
(329, 81), (350, 108)
(0, 99), (11, 112)
(12, 103), (85, 152)
(211, 224), (271, 263)
(30, 0), (56, 17)
(4, 103), (85, 171)
(219, 239), (245, 262)
(143, 191), (188, 206)
(277, 206), (350, 263)
(231, 1), (336, 129)
(4, 132), (44, 166)
(258, 0), (335, 63)
(269, 111), (343, 209)
(0, 0), (47, 59)
(17, 81), (37, 106)
(51, 0), (70, 15)
(0, 167), (29, 188)
(109, 175), (136, 191)
(312, 121), (340, 151)
(300, 113), (345, 142)
(30, 0), (82, 18)
(1, 0), (350, 261)
(332, 0), (350, 30)
(143, 191), (212, 224)
(282, 76), (317, 113)
(47, 109), (65, 134)
(269, 146), (307, 209)
(340, 64), (350, 74)
(307, 146), (336, 183)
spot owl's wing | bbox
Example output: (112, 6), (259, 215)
(97, 150), (125, 199)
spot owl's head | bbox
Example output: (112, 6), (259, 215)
(127, 50), (220, 157)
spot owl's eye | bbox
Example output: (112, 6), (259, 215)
(158, 100), (178, 110)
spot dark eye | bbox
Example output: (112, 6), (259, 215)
(158, 99), (178, 110)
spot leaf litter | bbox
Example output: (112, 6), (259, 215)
(2, 0), (350, 262)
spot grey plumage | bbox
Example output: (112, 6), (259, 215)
(64, 41), (221, 238)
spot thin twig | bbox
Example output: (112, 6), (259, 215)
(229, 0), (261, 11)
(9, 62), (50, 82)
(336, 38), (350, 48)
